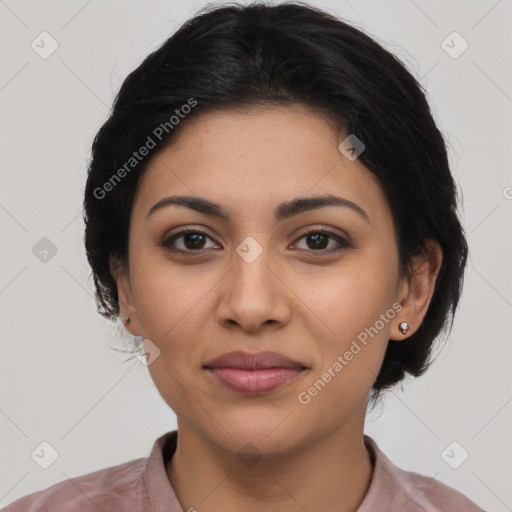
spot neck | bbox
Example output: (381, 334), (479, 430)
(166, 421), (374, 512)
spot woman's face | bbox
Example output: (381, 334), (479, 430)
(115, 105), (421, 454)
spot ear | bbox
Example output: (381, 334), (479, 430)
(109, 255), (141, 336)
(392, 239), (443, 340)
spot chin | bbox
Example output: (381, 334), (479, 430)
(202, 411), (308, 456)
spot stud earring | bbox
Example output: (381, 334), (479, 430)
(399, 322), (409, 335)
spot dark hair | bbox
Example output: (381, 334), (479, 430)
(83, 1), (468, 403)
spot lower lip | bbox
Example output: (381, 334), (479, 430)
(206, 367), (306, 395)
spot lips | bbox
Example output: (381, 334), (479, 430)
(203, 350), (307, 370)
(203, 350), (308, 395)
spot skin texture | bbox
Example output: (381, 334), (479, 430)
(111, 105), (443, 512)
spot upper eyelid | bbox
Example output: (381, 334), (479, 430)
(163, 222), (351, 238)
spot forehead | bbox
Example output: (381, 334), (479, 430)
(133, 106), (391, 228)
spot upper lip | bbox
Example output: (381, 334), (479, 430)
(203, 350), (307, 370)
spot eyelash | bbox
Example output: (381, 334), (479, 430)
(161, 227), (352, 255)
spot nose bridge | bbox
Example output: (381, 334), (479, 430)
(216, 233), (291, 330)
(232, 233), (275, 295)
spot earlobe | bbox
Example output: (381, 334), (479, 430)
(109, 255), (141, 336)
(398, 321), (409, 335)
(392, 239), (443, 340)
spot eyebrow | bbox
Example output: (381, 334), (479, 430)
(146, 194), (370, 224)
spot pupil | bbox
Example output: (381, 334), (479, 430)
(185, 233), (204, 249)
(309, 233), (327, 249)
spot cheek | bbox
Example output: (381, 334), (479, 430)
(130, 248), (213, 341)
(131, 260), (213, 417)
(296, 279), (393, 419)
(298, 255), (395, 343)
(296, 254), (396, 394)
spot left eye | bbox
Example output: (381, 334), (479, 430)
(162, 229), (351, 254)
(293, 229), (351, 253)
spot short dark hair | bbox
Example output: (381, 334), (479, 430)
(83, 1), (468, 403)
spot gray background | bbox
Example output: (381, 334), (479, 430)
(1, 0), (511, 509)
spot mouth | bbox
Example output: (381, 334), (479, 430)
(204, 367), (307, 395)
(202, 350), (308, 396)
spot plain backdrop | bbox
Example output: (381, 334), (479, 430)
(1, 0), (511, 510)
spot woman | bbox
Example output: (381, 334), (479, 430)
(4, 2), (485, 511)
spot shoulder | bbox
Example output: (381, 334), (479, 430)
(363, 436), (486, 512)
(388, 464), (486, 511)
(2, 456), (146, 511)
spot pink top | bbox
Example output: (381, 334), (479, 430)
(2, 430), (485, 511)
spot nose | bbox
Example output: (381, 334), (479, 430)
(216, 243), (292, 333)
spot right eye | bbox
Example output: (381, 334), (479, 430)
(161, 229), (220, 253)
